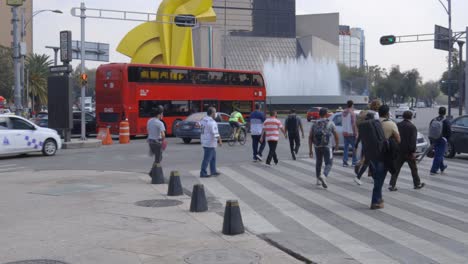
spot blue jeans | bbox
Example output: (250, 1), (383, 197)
(431, 138), (447, 173)
(343, 136), (357, 165)
(200, 147), (217, 177)
(370, 160), (388, 204)
(251, 135), (266, 160)
(315, 147), (333, 177)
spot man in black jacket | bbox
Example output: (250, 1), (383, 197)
(388, 111), (425, 191)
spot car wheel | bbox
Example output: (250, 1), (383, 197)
(42, 139), (57, 156)
(445, 142), (456, 159)
(182, 138), (192, 144)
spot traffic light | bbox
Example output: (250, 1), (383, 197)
(380, 35), (397, 45)
(80, 73), (88, 86)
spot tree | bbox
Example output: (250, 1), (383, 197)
(26, 53), (53, 111)
(418, 81), (440, 107)
(338, 64), (367, 95)
(0, 46), (14, 102)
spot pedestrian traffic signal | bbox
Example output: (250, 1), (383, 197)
(80, 73), (88, 85)
(380, 35), (397, 45)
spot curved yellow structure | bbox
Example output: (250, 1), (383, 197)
(117, 0), (216, 66)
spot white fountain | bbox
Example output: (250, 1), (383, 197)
(263, 55), (342, 96)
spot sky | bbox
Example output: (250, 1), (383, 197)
(33, 0), (468, 82)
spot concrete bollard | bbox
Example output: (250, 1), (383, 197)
(150, 163), (165, 184)
(190, 184), (208, 212)
(167, 171), (183, 196)
(222, 200), (245, 235)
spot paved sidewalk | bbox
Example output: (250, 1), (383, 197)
(0, 170), (301, 264)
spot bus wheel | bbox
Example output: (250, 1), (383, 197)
(183, 138), (192, 144)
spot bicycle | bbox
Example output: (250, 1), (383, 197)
(228, 125), (247, 146)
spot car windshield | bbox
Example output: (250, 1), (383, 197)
(185, 113), (206, 122)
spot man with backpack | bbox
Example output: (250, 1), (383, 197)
(285, 109), (305, 160)
(309, 108), (339, 189)
(429, 107), (452, 175)
(342, 100), (358, 167)
(358, 105), (400, 210)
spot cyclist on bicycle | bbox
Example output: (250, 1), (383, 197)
(229, 107), (245, 140)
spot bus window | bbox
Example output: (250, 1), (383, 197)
(170, 69), (189, 83)
(240, 73), (253, 86)
(202, 100), (218, 111)
(253, 74), (264, 86)
(208, 71), (223, 84)
(228, 73), (241, 85)
(189, 101), (201, 113)
(139, 100), (195, 117)
(220, 101), (252, 114)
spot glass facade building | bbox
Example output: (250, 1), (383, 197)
(339, 26), (365, 68)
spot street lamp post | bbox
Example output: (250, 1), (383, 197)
(458, 41), (465, 116)
(20, 9), (62, 113)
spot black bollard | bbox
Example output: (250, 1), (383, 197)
(190, 184), (208, 212)
(150, 163), (165, 184)
(222, 200), (245, 235)
(167, 171), (183, 196)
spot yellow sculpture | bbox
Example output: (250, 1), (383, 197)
(117, 0), (216, 66)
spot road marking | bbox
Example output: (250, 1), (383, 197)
(248, 163), (468, 264)
(189, 170), (280, 234)
(0, 167), (26, 173)
(221, 166), (400, 264)
(0, 164), (17, 168)
(283, 160), (468, 247)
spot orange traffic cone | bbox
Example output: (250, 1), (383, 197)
(119, 119), (130, 144)
(102, 127), (113, 145)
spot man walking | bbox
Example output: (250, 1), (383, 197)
(389, 111), (425, 191)
(250, 104), (266, 162)
(309, 108), (339, 189)
(200, 107), (222, 178)
(284, 109), (305, 160)
(261, 111), (285, 166)
(147, 108), (166, 177)
(342, 100), (358, 167)
(429, 107), (452, 175)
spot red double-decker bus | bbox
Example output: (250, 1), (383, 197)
(95, 63), (266, 136)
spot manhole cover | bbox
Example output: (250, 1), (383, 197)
(4, 260), (69, 264)
(184, 248), (261, 264)
(135, 199), (183, 208)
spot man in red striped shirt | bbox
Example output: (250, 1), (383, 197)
(260, 111), (286, 165)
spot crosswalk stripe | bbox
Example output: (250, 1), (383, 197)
(301, 158), (468, 197)
(418, 159), (468, 174)
(189, 170), (280, 234)
(280, 160), (468, 247)
(315, 159), (468, 208)
(249, 163), (468, 264)
(0, 167), (26, 173)
(0, 164), (17, 168)
(397, 162), (468, 186)
(221, 167), (400, 264)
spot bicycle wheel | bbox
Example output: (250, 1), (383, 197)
(228, 132), (236, 146)
(239, 129), (247, 145)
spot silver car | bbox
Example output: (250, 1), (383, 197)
(328, 111), (429, 154)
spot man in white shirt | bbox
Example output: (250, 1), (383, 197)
(147, 108), (166, 177)
(200, 107), (222, 177)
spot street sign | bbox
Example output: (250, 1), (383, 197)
(434, 25), (452, 51)
(49, 65), (73, 74)
(174, 14), (197, 27)
(71, 41), (109, 62)
(380, 35), (396, 45)
(60, 31), (73, 63)
(7, 0), (23, 6)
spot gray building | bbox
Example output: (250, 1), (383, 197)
(339, 26), (366, 68)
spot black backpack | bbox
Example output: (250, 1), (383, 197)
(286, 115), (298, 135)
(358, 119), (387, 161)
(313, 119), (332, 147)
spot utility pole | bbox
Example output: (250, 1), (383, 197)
(457, 40), (464, 116)
(446, 0), (453, 117)
(45, 46), (60, 66)
(466, 27), (468, 115)
(80, 2), (87, 140)
(11, 5), (23, 115)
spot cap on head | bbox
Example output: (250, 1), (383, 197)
(319, 108), (328, 117)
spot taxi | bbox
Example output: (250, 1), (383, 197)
(0, 114), (61, 156)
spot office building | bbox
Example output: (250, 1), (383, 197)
(0, 0), (33, 53)
(339, 26), (366, 68)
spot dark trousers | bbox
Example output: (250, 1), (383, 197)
(390, 154), (421, 187)
(251, 135), (266, 160)
(356, 158), (374, 179)
(266, 141), (278, 165)
(149, 141), (163, 164)
(370, 160), (388, 204)
(315, 147), (333, 177)
(431, 138), (447, 173)
(288, 133), (300, 155)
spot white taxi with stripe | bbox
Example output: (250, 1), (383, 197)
(0, 114), (62, 156)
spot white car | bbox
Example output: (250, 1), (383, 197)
(394, 105), (416, 119)
(0, 114), (62, 156)
(328, 111), (428, 154)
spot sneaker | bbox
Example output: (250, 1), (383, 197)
(200, 175), (211, 178)
(414, 183), (425, 190)
(430, 171), (439, 175)
(353, 177), (362, 185)
(319, 176), (328, 189)
(256, 154), (263, 162)
(292, 152), (296, 160)
(370, 202), (384, 210)
(294, 149), (299, 155)
(211, 172), (221, 177)
(316, 178), (322, 186)
(343, 162), (349, 167)
(253, 159), (258, 162)
(388, 186), (398, 192)
(441, 165), (448, 173)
